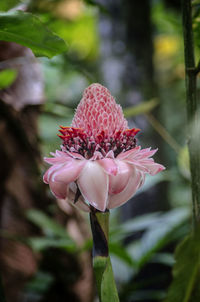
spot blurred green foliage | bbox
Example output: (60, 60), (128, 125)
(0, 69), (17, 89)
(0, 0), (21, 12)
(0, 10), (67, 58)
(0, 0), (199, 301)
(164, 228), (200, 302)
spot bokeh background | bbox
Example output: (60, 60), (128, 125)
(0, 0), (194, 301)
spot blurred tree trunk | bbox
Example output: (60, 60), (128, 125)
(0, 42), (45, 302)
(122, 0), (169, 219)
(0, 42), (93, 302)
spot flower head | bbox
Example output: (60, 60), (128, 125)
(43, 83), (165, 212)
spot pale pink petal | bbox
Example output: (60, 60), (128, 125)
(108, 161), (133, 194)
(52, 160), (86, 184)
(138, 171), (145, 188)
(77, 161), (108, 212)
(124, 160), (149, 172)
(108, 168), (142, 209)
(116, 146), (141, 160)
(44, 156), (73, 165)
(55, 150), (71, 157)
(141, 162), (165, 175)
(98, 158), (118, 176)
(121, 147), (165, 176)
(133, 148), (158, 160)
(105, 150), (115, 159)
(49, 180), (68, 199)
(66, 151), (85, 160)
(125, 159), (165, 175)
(43, 164), (63, 183)
(44, 150), (74, 165)
(90, 151), (104, 160)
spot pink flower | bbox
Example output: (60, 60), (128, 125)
(43, 83), (165, 212)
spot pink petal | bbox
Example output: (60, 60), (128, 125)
(133, 148), (158, 160)
(90, 151), (104, 160)
(49, 180), (68, 199)
(52, 160), (86, 184)
(124, 160), (149, 172)
(108, 161), (133, 194)
(44, 150), (74, 165)
(66, 151), (85, 160)
(77, 161), (109, 212)
(55, 150), (71, 157)
(141, 162), (165, 175)
(43, 164), (63, 183)
(98, 158), (118, 176)
(105, 150), (115, 159)
(44, 156), (73, 165)
(116, 146), (141, 160)
(108, 168), (142, 209)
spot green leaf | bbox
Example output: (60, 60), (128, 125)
(129, 208), (190, 268)
(164, 229), (200, 302)
(28, 237), (76, 252)
(26, 209), (69, 237)
(110, 212), (161, 242)
(0, 0), (20, 12)
(123, 98), (159, 118)
(0, 11), (67, 58)
(109, 242), (135, 266)
(0, 69), (17, 89)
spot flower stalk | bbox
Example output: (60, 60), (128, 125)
(90, 210), (119, 302)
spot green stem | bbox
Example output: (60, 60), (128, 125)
(90, 210), (120, 302)
(182, 0), (200, 226)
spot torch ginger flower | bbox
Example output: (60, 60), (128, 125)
(43, 83), (165, 212)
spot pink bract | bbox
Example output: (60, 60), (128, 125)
(43, 83), (165, 212)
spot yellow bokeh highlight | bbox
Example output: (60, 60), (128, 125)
(154, 35), (179, 60)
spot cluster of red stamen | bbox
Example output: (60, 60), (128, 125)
(59, 126), (140, 159)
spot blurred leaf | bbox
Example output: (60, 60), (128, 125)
(0, 0), (20, 12)
(83, 0), (108, 13)
(48, 13), (98, 60)
(151, 253), (175, 266)
(109, 242), (135, 267)
(127, 208), (190, 268)
(27, 209), (68, 237)
(43, 102), (73, 117)
(27, 209), (77, 252)
(164, 229), (200, 302)
(177, 145), (190, 179)
(192, 0), (200, 5)
(28, 237), (76, 252)
(0, 11), (67, 58)
(125, 290), (166, 301)
(123, 99), (159, 118)
(24, 271), (54, 295)
(0, 69), (17, 89)
(110, 212), (161, 242)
